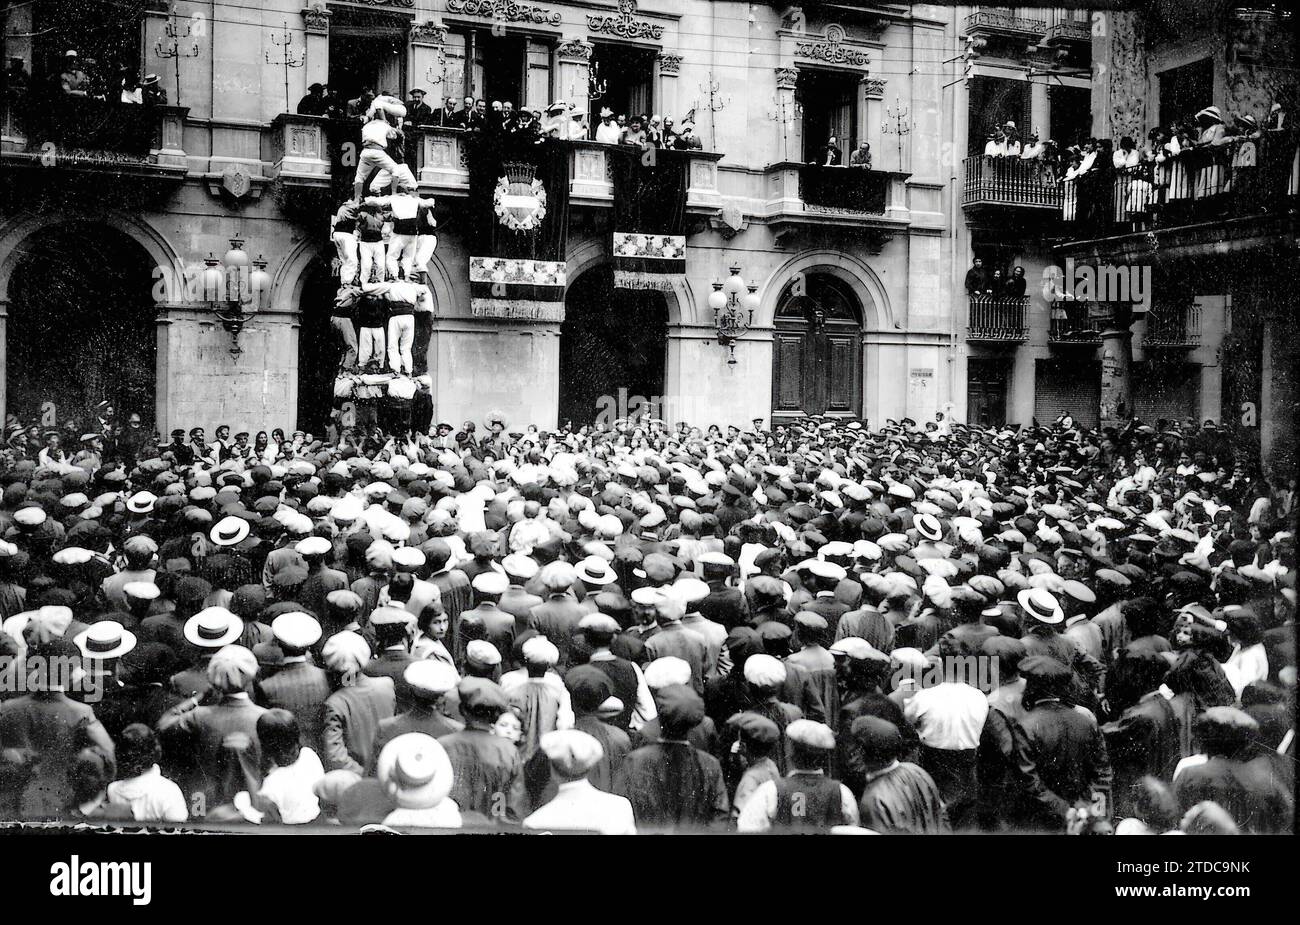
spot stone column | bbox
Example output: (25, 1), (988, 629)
(556, 39), (594, 126)
(1099, 323), (1133, 429)
(656, 53), (683, 123)
(863, 77), (885, 161)
(1030, 78), (1049, 141)
(301, 5), (332, 91)
(409, 20), (446, 98)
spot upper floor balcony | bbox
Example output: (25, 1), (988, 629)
(1044, 17), (1091, 47)
(967, 295), (1029, 343)
(1058, 133), (1299, 260)
(762, 162), (911, 240)
(1048, 300), (1109, 345)
(268, 115), (723, 213)
(964, 8), (1048, 41)
(1141, 302), (1202, 349)
(2, 94), (188, 181)
(963, 154), (1062, 212)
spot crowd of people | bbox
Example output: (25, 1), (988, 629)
(0, 407), (1292, 833)
(5, 50), (167, 108)
(297, 82), (706, 150)
(973, 103), (1297, 222)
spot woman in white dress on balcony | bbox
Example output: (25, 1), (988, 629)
(1061, 148), (1082, 221)
(1113, 136), (1151, 220)
(1191, 106), (1230, 199)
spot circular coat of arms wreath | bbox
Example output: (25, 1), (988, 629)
(494, 174), (548, 232)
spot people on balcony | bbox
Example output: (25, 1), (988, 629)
(819, 135), (842, 167)
(1004, 122), (1021, 157)
(595, 108), (620, 144)
(405, 89), (434, 129)
(59, 49), (90, 97)
(849, 141), (872, 169)
(1006, 266), (1027, 298)
(297, 83), (329, 117)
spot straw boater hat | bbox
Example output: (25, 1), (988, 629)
(184, 606), (244, 648)
(377, 733), (455, 809)
(75, 620), (137, 660)
(210, 515), (251, 547)
(1017, 587), (1064, 625)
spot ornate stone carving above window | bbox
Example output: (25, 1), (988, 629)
(795, 23), (870, 68)
(446, 0), (561, 28)
(587, 0), (665, 41)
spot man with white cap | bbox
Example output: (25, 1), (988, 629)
(463, 570), (516, 665)
(736, 719), (858, 832)
(643, 589), (708, 694)
(1018, 586), (1104, 711)
(255, 612), (329, 751)
(526, 561), (587, 671)
(505, 635), (573, 760)
(369, 660), (463, 771)
(363, 605), (418, 713)
(523, 729), (637, 833)
(321, 631), (395, 775)
(100, 535), (157, 611)
(737, 652), (803, 775)
(157, 644), (267, 809)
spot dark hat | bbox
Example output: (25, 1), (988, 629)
(726, 711), (780, 746)
(655, 683), (705, 729)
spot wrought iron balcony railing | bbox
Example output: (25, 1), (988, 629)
(963, 154), (1063, 209)
(967, 295), (1029, 342)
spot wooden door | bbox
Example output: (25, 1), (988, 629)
(967, 358), (1008, 427)
(771, 276), (863, 420)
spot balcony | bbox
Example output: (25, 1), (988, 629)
(1060, 134), (1299, 256)
(967, 296), (1029, 342)
(964, 9), (1048, 39)
(1048, 301), (1108, 345)
(764, 162), (911, 242)
(2, 95), (188, 181)
(1045, 18), (1091, 47)
(1142, 303), (1202, 349)
(963, 155), (1062, 211)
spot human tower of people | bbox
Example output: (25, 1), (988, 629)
(329, 94), (437, 409)
(0, 408), (1293, 833)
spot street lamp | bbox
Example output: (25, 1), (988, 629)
(708, 264), (760, 365)
(206, 236), (270, 357)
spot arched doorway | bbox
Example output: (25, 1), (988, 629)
(771, 273), (863, 420)
(6, 223), (157, 427)
(296, 256), (340, 436)
(558, 265), (667, 428)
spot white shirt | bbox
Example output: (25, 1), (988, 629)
(257, 748), (326, 824)
(524, 779), (637, 834)
(984, 139), (1006, 157)
(735, 774), (860, 832)
(904, 682), (989, 750)
(1223, 643), (1268, 700)
(105, 765), (188, 823)
(595, 121), (622, 144)
(385, 800), (463, 829)
(361, 119), (391, 147)
(1113, 148), (1140, 168)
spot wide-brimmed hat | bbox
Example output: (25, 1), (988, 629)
(377, 733), (454, 809)
(126, 491), (157, 514)
(210, 515), (251, 547)
(74, 621), (137, 660)
(914, 512), (944, 542)
(184, 606), (243, 648)
(1016, 587), (1063, 625)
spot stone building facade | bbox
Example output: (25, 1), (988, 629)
(3, 0), (1000, 437)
